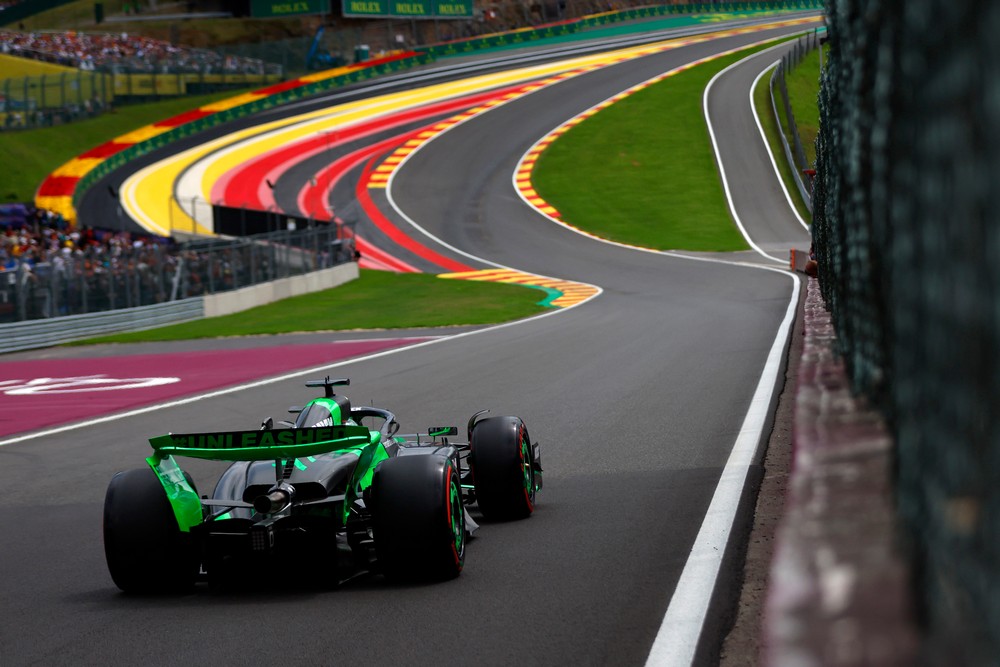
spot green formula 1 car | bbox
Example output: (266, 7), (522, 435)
(103, 377), (542, 593)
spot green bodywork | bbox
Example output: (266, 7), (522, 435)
(145, 454), (203, 533)
(146, 410), (389, 531)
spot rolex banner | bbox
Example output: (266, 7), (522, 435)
(251, 0), (330, 18)
(342, 0), (473, 18)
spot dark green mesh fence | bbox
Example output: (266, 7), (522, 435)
(812, 0), (999, 660)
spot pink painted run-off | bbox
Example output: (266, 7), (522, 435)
(0, 338), (431, 438)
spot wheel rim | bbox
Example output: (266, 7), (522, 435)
(448, 474), (464, 564)
(520, 434), (534, 504)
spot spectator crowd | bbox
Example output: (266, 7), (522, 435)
(0, 203), (353, 322)
(0, 29), (272, 74)
(0, 204), (179, 319)
(1, 204), (172, 272)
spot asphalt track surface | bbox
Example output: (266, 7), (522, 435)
(0, 20), (816, 667)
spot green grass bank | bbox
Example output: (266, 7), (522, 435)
(531, 39), (796, 252)
(76, 270), (549, 343)
(0, 89), (256, 202)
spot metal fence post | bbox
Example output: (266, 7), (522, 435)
(207, 248), (215, 294)
(300, 232), (307, 274)
(313, 228), (319, 270)
(270, 238), (277, 281)
(250, 240), (257, 285)
(80, 266), (88, 314)
(123, 262), (133, 308)
(15, 263), (26, 321)
(134, 263), (141, 307)
(108, 265), (116, 311)
(49, 266), (59, 317)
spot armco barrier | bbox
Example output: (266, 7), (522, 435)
(421, 22), (580, 57)
(576, 0), (824, 29)
(769, 31), (822, 212)
(423, 1), (824, 58)
(0, 298), (205, 355)
(770, 64), (812, 210)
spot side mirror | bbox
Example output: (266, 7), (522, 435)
(260, 417), (273, 430)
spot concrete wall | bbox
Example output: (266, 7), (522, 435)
(203, 263), (359, 318)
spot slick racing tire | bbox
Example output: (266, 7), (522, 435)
(470, 416), (535, 521)
(371, 455), (465, 582)
(103, 467), (198, 594)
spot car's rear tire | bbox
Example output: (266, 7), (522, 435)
(103, 467), (199, 594)
(470, 415), (535, 521)
(371, 455), (465, 582)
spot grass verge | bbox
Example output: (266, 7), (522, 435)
(0, 88), (257, 202)
(784, 45), (824, 167)
(532, 39), (794, 252)
(74, 270), (549, 343)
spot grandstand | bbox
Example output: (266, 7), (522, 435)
(0, 29), (275, 73)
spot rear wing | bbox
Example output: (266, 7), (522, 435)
(149, 425), (373, 461)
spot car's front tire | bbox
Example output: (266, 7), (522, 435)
(470, 415), (535, 520)
(103, 467), (198, 594)
(371, 455), (465, 582)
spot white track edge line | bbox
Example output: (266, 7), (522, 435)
(645, 265), (799, 667)
(750, 61), (809, 231)
(382, 82), (605, 298)
(646, 41), (809, 667)
(703, 42), (794, 264)
(489, 37), (806, 667)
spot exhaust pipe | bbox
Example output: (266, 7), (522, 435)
(253, 481), (296, 514)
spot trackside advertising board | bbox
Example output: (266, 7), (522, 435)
(342, 0), (472, 19)
(251, 0), (330, 18)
